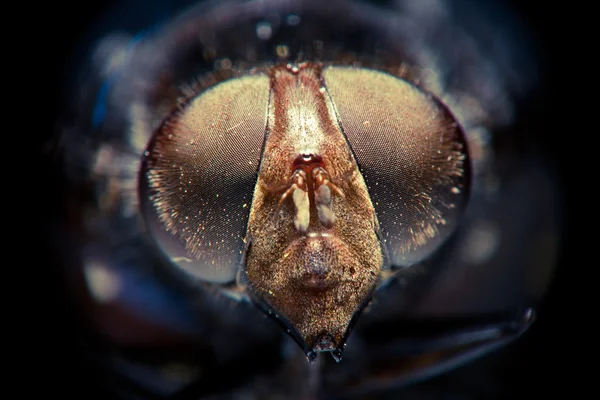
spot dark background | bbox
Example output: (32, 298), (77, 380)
(32, 1), (578, 398)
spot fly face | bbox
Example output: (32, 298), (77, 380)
(243, 64), (384, 358)
(54, 0), (560, 396)
(140, 61), (469, 360)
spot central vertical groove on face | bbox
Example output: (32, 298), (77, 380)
(244, 63), (383, 359)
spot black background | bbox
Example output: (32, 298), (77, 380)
(31, 1), (578, 398)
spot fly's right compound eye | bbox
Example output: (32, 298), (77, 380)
(140, 74), (270, 283)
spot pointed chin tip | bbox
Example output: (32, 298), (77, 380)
(312, 332), (337, 351)
(305, 347), (345, 363)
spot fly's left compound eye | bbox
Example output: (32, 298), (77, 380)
(323, 67), (470, 267)
(140, 74), (270, 283)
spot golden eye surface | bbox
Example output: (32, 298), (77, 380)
(141, 75), (270, 283)
(322, 66), (469, 266)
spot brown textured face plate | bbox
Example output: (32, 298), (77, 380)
(244, 63), (383, 360)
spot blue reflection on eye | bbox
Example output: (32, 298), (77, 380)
(92, 29), (153, 128)
(92, 78), (111, 128)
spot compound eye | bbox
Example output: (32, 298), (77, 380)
(140, 74), (270, 283)
(323, 67), (471, 266)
